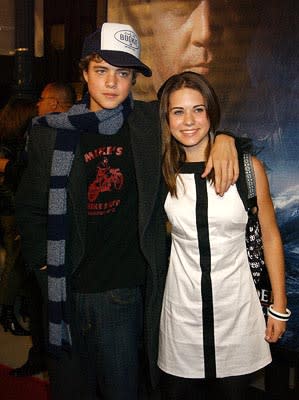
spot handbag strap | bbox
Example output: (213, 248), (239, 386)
(236, 152), (257, 211)
(242, 152), (258, 212)
(243, 153), (256, 199)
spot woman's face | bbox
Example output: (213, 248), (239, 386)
(168, 87), (210, 162)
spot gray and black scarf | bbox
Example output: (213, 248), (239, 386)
(32, 93), (133, 355)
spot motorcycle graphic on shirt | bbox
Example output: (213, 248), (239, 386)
(88, 157), (124, 202)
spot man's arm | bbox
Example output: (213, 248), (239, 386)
(202, 133), (239, 196)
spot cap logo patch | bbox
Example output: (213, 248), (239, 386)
(114, 30), (139, 52)
(82, 23), (152, 76)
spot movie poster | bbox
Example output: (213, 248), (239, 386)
(108, 0), (299, 352)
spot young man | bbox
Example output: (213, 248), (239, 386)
(16, 23), (237, 400)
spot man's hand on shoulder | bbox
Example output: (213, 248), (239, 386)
(202, 133), (239, 196)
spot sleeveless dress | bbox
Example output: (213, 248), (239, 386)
(158, 162), (271, 379)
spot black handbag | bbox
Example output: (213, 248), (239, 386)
(243, 153), (265, 287)
(243, 153), (271, 291)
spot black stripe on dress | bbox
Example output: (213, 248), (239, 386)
(195, 173), (216, 378)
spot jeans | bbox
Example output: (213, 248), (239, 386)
(73, 286), (144, 400)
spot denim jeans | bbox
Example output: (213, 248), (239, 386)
(73, 286), (144, 400)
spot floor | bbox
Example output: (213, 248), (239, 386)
(0, 248), (47, 381)
(0, 316), (49, 382)
(0, 322), (31, 369)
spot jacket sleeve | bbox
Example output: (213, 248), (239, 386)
(15, 126), (56, 270)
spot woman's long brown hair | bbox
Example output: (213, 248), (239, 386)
(0, 97), (37, 140)
(159, 71), (221, 197)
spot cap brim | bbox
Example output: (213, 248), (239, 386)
(100, 50), (152, 77)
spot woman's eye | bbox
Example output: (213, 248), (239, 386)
(195, 107), (205, 113)
(173, 110), (183, 115)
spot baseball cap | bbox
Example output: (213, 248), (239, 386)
(81, 22), (152, 77)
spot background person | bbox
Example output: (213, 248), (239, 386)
(158, 71), (288, 399)
(0, 82), (77, 181)
(0, 97), (37, 336)
(37, 82), (77, 115)
(9, 81), (77, 378)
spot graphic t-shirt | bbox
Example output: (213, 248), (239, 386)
(71, 123), (147, 292)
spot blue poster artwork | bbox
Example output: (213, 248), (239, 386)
(226, 1), (299, 352)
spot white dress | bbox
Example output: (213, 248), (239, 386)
(158, 162), (271, 379)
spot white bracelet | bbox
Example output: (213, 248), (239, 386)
(267, 304), (291, 321)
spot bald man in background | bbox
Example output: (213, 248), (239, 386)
(0, 82), (77, 176)
(37, 82), (77, 116)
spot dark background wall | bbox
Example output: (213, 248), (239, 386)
(0, 0), (107, 107)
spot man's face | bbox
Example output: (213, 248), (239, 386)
(149, 0), (252, 93)
(37, 85), (56, 116)
(83, 59), (133, 112)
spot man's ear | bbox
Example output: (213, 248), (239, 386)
(83, 70), (88, 83)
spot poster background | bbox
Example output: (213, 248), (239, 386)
(108, 0), (299, 352)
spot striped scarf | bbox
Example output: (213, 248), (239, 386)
(32, 93), (133, 355)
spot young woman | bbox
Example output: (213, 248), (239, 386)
(158, 71), (289, 400)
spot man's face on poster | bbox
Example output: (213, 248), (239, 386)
(149, 0), (256, 95)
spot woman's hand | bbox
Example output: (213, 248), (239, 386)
(265, 317), (286, 343)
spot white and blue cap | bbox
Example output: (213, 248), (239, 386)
(81, 22), (152, 77)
